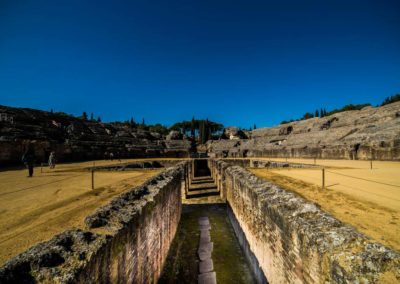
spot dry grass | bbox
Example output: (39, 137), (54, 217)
(0, 159), (162, 265)
(250, 161), (400, 251)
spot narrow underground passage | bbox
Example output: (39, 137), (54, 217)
(158, 159), (256, 284)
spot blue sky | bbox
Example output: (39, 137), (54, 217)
(0, 0), (399, 128)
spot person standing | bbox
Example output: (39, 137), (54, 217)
(22, 143), (36, 177)
(48, 151), (56, 169)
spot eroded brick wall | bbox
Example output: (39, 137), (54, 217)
(210, 159), (400, 284)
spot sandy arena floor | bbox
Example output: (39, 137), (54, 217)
(0, 159), (163, 265)
(249, 158), (400, 251)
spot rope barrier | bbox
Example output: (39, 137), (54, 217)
(332, 182), (400, 202)
(325, 170), (400, 188)
(0, 172), (88, 197)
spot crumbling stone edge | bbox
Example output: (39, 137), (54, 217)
(0, 162), (188, 283)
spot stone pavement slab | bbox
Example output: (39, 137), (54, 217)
(198, 250), (212, 261)
(200, 234), (211, 244)
(198, 271), (217, 284)
(199, 224), (211, 230)
(198, 219), (210, 226)
(199, 259), (214, 274)
(198, 242), (213, 254)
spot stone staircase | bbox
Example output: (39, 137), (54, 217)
(187, 176), (219, 199)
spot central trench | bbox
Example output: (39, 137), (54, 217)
(159, 204), (254, 283)
(158, 159), (255, 283)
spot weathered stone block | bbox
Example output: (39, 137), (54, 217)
(198, 271), (217, 284)
(199, 259), (214, 274)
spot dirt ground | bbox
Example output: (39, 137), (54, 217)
(0, 159), (162, 265)
(249, 158), (400, 251)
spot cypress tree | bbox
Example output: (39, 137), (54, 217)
(205, 119), (209, 142)
(191, 116), (195, 137)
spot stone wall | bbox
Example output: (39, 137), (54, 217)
(210, 159), (400, 283)
(219, 158), (319, 169)
(0, 163), (187, 283)
(208, 102), (400, 161)
(0, 105), (191, 167)
(90, 159), (184, 171)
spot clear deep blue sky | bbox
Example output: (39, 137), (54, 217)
(1, 1), (399, 128)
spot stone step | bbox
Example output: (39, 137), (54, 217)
(191, 178), (215, 185)
(192, 176), (213, 182)
(186, 189), (220, 199)
(188, 184), (217, 192)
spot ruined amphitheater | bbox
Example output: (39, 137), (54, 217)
(0, 102), (399, 283)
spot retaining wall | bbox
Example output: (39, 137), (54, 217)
(0, 163), (187, 283)
(219, 158), (319, 169)
(210, 159), (400, 283)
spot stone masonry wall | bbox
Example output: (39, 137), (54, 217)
(0, 162), (187, 284)
(210, 159), (400, 283)
(208, 102), (400, 161)
(218, 158), (319, 169)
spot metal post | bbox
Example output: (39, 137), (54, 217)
(41, 163), (43, 173)
(370, 160), (373, 170)
(322, 168), (325, 189)
(91, 169), (94, 190)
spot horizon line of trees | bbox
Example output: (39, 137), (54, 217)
(49, 94), (399, 131)
(72, 112), (225, 140)
(280, 94), (400, 125)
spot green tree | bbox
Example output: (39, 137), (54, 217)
(130, 117), (137, 128)
(199, 120), (206, 144)
(191, 116), (195, 137)
(381, 94), (400, 106)
(302, 112), (314, 120)
(149, 124), (168, 135)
